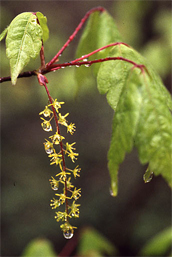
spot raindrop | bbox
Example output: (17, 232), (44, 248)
(45, 147), (54, 154)
(72, 211), (79, 218)
(109, 188), (115, 197)
(85, 64), (90, 68)
(51, 184), (58, 191)
(83, 58), (88, 62)
(42, 122), (52, 132)
(143, 167), (153, 183)
(109, 181), (117, 197)
(61, 66), (65, 69)
(44, 141), (53, 153)
(63, 228), (74, 239)
(75, 65), (80, 68)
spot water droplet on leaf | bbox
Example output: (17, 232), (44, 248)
(143, 167), (153, 183)
(109, 181), (117, 197)
(63, 228), (74, 239)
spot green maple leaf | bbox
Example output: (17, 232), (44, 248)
(0, 12), (49, 85)
(97, 44), (172, 195)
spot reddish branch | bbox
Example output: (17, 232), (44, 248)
(46, 6), (105, 68)
(0, 6), (147, 84)
(0, 42), (146, 83)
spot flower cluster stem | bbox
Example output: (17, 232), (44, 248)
(43, 82), (69, 219)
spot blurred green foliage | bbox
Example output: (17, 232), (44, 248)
(21, 238), (56, 257)
(139, 226), (172, 256)
(1, 1), (171, 256)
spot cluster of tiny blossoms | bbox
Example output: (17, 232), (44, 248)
(39, 99), (81, 239)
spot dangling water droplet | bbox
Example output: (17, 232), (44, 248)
(109, 188), (113, 196)
(61, 66), (65, 69)
(45, 148), (53, 154)
(44, 141), (54, 154)
(83, 58), (88, 62)
(72, 211), (79, 218)
(75, 65), (80, 68)
(85, 64), (90, 68)
(63, 228), (74, 239)
(42, 122), (52, 132)
(109, 181), (117, 197)
(143, 167), (153, 183)
(51, 184), (58, 190)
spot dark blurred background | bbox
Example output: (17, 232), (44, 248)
(0, 1), (171, 256)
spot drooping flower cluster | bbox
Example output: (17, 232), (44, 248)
(39, 99), (81, 239)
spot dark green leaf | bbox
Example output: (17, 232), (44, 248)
(36, 12), (49, 42)
(6, 12), (43, 85)
(97, 44), (172, 195)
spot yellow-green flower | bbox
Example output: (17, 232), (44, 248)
(39, 106), (53, 117)
(55, 211), (69, 222)
(40, 118), (52, 132)
(61, 177), (74, 190)
(49, 152), (62, 166)
(69, 201), (80, 218)
(73, 165), (81, 178)
(49, 132), (65, 144)
(58, 113), (69, 127)
(55, 192), (71, 205)
(71, 187), (81, 200)
(49, 99), (64, 112)
(56, 170), (71, 181)
(50, 198), (61, 209)
(65, 142), (76, 153)
(68, 151), (79, 162)
(67, 123), (76, 135)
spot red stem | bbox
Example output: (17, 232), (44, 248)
(73, 42), (131, 62)
(43, 82), (69, 219)
(46, 6), (105, 68)
(49, 56), (146, 73)
(40, 43), (46, 69)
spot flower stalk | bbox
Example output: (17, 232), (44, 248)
(38, 77), (81, 239)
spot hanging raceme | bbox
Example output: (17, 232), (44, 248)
(39, 98), (81, 239)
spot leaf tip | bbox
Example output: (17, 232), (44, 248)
(110, 181), (118, 197)
(0, 26), (8, 41)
